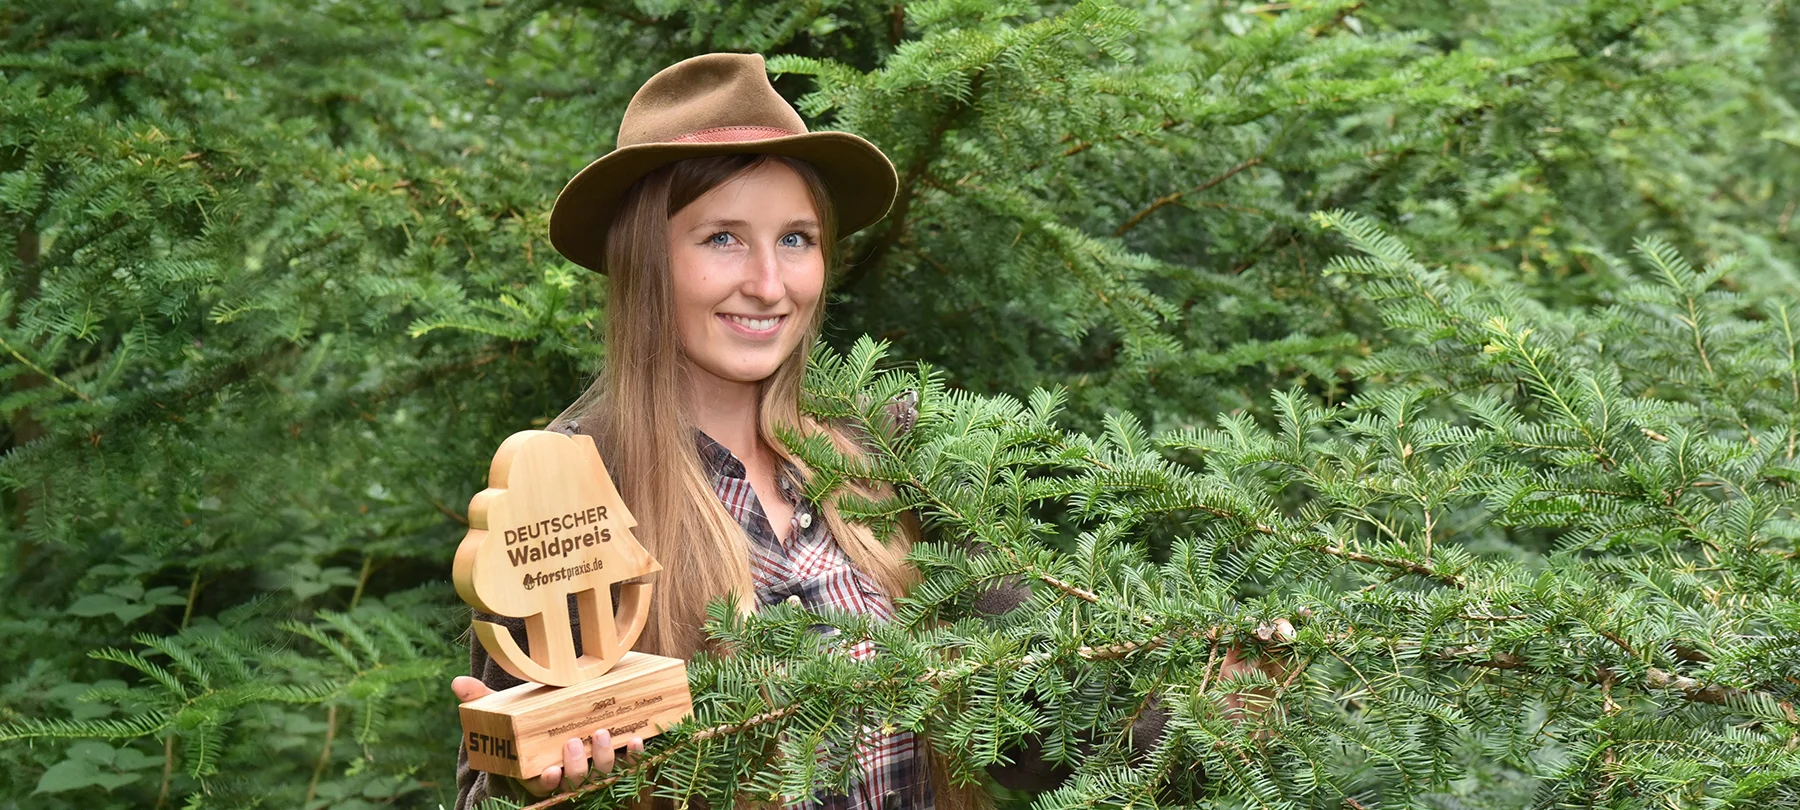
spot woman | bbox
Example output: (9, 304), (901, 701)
(452, 51), (970, 810)
(452, 52), (1265, 810)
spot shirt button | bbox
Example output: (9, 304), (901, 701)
(785, 594), (802, 607)
(797, 512), (813, 529)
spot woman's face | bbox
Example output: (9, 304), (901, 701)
(666, 160), (825, 389)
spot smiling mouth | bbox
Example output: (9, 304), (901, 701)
(720, 313), (785, 334)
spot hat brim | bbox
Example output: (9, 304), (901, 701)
(548, 131), (900, 274)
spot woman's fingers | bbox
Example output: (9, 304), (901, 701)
(450, 676), (494, 703)
(519, 730), (647, 795)
(1218, 643), (1258, 676)
(590, 730), (645, 775)
(592, 729), (615, 773)
(561, 736), (588, 789)
(525, 735), (590, 798)
(525, 764), (562, 796)
(459, 677), (574, 797)
(1215, 643), (1273, 717)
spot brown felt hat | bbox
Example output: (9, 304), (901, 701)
(549, 52), (899, 274)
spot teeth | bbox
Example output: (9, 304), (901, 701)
(725, 315), (781, 331)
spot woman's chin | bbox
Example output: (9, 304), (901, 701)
(691, 356), (787, 387)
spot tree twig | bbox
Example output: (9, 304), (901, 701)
(516, 705), (802, 810)
(1318, 545), (1465, 588)
(1115, 157), (1264, 237)
(0, 334), (91, 402)
(304, 705), (338, 805)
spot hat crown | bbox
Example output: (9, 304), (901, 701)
(617, 53), (808, 149)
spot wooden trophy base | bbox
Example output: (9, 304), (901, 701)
(460, 651), (693, 779)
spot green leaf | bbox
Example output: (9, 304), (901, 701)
(66, 594), (129, 618)
(35, 760), (103, 794)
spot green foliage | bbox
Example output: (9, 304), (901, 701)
(1, 595), (458, 807)
(2, 0), (1798, 808)
(722, 215), (1800, 808)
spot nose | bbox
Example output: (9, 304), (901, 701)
(740, 240), (785, 304)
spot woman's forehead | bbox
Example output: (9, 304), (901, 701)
(674, 162), (818, 226)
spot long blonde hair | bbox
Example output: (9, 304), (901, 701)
(555, 152), (989, 810)
(551, 153), (916, 660)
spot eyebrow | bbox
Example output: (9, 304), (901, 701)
(691, 218), (820, 231)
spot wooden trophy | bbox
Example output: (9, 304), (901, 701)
(453, 430), (693, 779)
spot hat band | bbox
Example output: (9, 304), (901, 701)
(665, 125), (798, 144)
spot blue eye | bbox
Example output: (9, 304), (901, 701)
(704, 231), (816, 248)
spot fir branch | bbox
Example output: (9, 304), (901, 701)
(1315, 544), (1466, 588)
(841, 69), (988, 293)
(1439, 646), (1798, 714)
(520, 705), (805, 810)
(0, 333), (91, 402)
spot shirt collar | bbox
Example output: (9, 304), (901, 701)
(694, 430), (746, 480)
(694, 430), (806, 501)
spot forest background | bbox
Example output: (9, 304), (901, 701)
(4, 0), (1800, 808)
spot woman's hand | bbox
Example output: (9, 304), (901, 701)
(1215, 620), (1303, 723)
(1214, 644), (1276, 716)
(451, 676), (645, 796)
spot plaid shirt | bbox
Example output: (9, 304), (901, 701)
(696, 431), (934, 810)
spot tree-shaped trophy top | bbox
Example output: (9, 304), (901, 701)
(453, 430), (660, 687)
